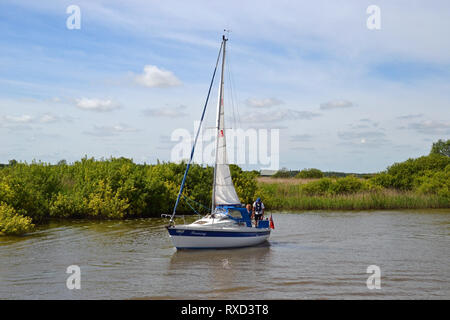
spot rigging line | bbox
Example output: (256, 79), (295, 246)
(182, 195), (203, 216)
(183, 194), (210, 211)
(226, 54), (237, 131)
(228, 49), (242, 129)
(233, 73), (242, 129)
(170, 40), (224, 223)
(229, 50), (239, 131)
(232, 70), (242, 129)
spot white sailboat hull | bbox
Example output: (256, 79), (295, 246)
(167, 226), (271, 249)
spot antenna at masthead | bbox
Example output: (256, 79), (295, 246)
(223, 29), (231, 41)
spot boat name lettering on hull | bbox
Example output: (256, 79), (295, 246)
(191, 231), (207, 236)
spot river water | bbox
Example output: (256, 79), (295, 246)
(0, 210), (449, 299)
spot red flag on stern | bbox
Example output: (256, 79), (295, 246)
(269, 214), (275, 229)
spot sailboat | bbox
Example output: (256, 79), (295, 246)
(165, 34), (272, 249)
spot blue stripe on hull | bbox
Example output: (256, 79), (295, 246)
(168, 228), (270, 237)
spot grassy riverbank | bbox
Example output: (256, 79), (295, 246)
(257, 180), (448, 211)
(257, 149), (449, 210)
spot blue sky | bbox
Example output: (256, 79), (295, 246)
(0, 0), (449, 172)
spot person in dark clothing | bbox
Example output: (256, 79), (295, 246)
(252, 197), (265, 226)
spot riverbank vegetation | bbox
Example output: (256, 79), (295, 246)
(0, 158), (257, 235)
(0, 140), (449, 235)
(261, 140), (449, 210)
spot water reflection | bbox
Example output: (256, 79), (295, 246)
(170, 244), (272, 267)
(168, 245), (272, 299)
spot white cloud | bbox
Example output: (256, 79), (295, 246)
(40, 114), (58, 123)
(3, 114), (33, 123)
(337, 130), (389, 148)
(75, 98), (120, 112)
(257, 108), (321, 123)
(338, 130), (385, 140)
(142, 105), (187, 118)
(290, 134), (313, 142)
(39, 113), (74, 124)
(320, 100), (354, 110)
(396, 113), (424, 120)
(1, 113), (74, 128)
(292, 146), (315, 151)
(84, 123), (138, 137)
(245, 97), (283, 108)
(349, 118), (379, 129)
(406, 120), (450, 135)
(135, 65), (181, 88)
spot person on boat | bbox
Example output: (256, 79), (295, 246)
(252, 197), (265, 226)
(246, 204), (253, 219)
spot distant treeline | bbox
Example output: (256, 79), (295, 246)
(272, 168), (374, 179)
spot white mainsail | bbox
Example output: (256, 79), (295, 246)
(212, 36), (241, 207)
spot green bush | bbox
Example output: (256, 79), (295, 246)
(298, 176), (367, 196)
(369, 172), (394, 188)
(296, 168), (324, 179)
(414, 167), (450, 198)
(272, 168), (293, 178)
(329, 175), (367, 195)
(386, 154), (450, 190)
(230, 165), (258, 204)
(0, 202), (35, 236)
(0, 157), (258, 233)
(300, 178), (333, 195)
(49, 192), (88, 218)
(430, 139), (450, 157)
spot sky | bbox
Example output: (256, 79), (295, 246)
(0, 0), (449, 172)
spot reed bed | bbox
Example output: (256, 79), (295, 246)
(257, 181), (449, 211)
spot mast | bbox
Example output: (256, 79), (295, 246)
(211, 34), (227, 213)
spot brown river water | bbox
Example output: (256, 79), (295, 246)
(0, 210), (449, 299)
